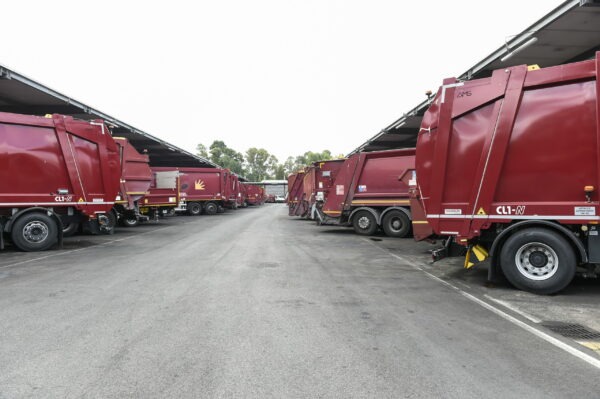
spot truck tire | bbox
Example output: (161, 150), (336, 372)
(382, 210), (410, 238)
(121, 214), (139, 227)
(11, 212), (58, 252)
(499, 228), (576, 295)
(352, 210), (378, 236)
(187, 202), (202, 216)
(62, 222), (80, 237)
(205, 202), (218, 215)
(97, 210), (116, 235)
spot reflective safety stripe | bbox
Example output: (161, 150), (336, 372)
(427, 214), (600, 221)
(0, 202), (115, 206)
(352, 200), (410, 205)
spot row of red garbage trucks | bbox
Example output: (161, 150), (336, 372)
(0, 112), (266, 252)
(288, 53), (600, 295)
(1, 54), (598, 294)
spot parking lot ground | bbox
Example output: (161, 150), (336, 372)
(1, 204), (600, 398)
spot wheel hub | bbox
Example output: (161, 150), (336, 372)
(515, 242), (558, 281)
(358, 216), (370, 229)
(22, 221), (49, 243)
(529, 251), (548, 268)
(391, 218), (402, 231)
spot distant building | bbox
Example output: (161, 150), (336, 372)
(244, 180), (288, 198)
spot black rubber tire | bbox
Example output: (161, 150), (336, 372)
(187, 202), (202, 216)
(381, 210), (411, 238)
(500, 228), (576, 295)
(62, 222), (80, 237)
(205, 202), (218, 215)
(11, 212), (58, 252)
(122, 214), (139, 227)
(352, 210), (378, 236)
(103, 210), (117, 235)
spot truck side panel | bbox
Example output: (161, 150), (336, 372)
(0, 124), (71, 196)
(417, 57), (599, 241)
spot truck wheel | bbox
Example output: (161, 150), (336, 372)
(352, 210), (378, 236)
(62, 222), (80, 237)
(382, 210), (410, 238)
(11, 212), (58, 252)
(500, 228), (576, 295)
(205, 202), (218, 215)
(187, 202), (202, 216)
(102, 210), (118, 235)
(122, 214), (139, 227)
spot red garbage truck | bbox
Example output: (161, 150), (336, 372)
(112, 137), (152, 227)
(244, 184), (264, 206)
(294, 166), (315, 217)
(0, 113), (120, 251)
(315, 149), (415, 237)
(412, 53), (600, 294)
(239, 182), (248, 208)
(140, 168), (180, 218)
(227, 173), (242, 209)
(287, 171), (304, 216)
(309, 159), (345, 219)
(151, 167), (230, 215)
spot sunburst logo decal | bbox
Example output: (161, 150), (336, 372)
(195, 180), (206, 190)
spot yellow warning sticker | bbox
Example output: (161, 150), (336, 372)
(78, 198), (84, 203)
(477, 207), (486, 215)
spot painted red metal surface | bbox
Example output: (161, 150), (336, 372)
(151, 166), (227, 205)
(0, 112), (120, 219)
(313, 159), (345, 204)
(239, 182), (248, 205)
(245, 184), (264, 205)
(287, 171), (305, 216)
(230, 174), (244, 207)
(142, 168), (180, 208)
(296, 166), (316, 217)
(113, 137), (152, 210)
(320, 149), (415, 218)
(414, 53), (600, 242)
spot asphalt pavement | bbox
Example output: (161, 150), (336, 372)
(1, 205), (599, 398)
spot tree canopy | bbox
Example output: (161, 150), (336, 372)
(196, 140), (342, 180)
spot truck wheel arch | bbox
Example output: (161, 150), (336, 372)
(488, 220), (588, 281)
(6, 207), (64, 237)
(349, 207), (380, 225)
(7, 208), (64, 251)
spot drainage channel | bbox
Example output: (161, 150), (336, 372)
(542, 321), (600, 354)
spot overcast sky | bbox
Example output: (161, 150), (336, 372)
(1, 0), (563, 162)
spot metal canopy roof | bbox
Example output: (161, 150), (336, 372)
(351, 0), (600, 154)
(0, 66), (216, 168)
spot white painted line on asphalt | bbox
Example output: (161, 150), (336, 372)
(0, 226), (173, 270)
(483, 295), (542, 324)
(364, 239), (600, 370)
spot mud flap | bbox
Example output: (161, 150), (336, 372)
(408, 188), (433, 241)
(0, 221), (4, 250)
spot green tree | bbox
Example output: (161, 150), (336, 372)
(286, 150), (334, 175)
(196, 143), (209, 158)
(245, 148), (278, 181)
(208, 140), (245, 175)
(273, 164), (286, 180)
